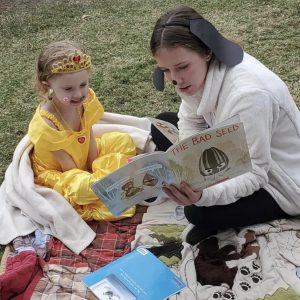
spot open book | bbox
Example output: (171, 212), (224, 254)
(81, 248), (186, 300)
(92, 115), (252, 217)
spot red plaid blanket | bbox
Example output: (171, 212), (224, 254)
(49, 205), (147, 271)
(0, 205), (147, 300)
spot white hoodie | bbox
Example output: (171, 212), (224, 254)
(177, 53), (300, 215)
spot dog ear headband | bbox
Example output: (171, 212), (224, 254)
(153, 18), (244, 91)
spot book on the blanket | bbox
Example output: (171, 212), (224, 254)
(92, 115), (252, 217)
(81, 247), (186, 300)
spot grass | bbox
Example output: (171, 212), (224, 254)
(0, 0), (299, 258)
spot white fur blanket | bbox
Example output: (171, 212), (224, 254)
(0, 112), (155, 254)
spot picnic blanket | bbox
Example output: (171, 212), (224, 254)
(1, 113), (300, 299)
(1, 201), (300, 299)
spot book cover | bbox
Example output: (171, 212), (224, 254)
(92, 116), (252, 217)
(165, 121), (252, 191)
(81, 248), (186, 300)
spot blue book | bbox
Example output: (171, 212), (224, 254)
(81, 248), (186, 300)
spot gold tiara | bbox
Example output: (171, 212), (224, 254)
(51, 50), (92, 74)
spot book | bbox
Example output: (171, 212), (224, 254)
(147, 117), (179, 144)
(81, 247), (186, 300)
(92, 115), (252, 217)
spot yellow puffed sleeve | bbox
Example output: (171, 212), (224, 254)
(83, 89), (104, 127)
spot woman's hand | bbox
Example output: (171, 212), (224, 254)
(162, 181), (202, 206)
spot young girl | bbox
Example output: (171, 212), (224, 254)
(28, 40), (136, 221)
(149, 6), (300, 244)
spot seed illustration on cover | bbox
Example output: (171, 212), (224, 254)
(199, 147), (230, 178)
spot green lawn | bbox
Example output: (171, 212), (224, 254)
(0, 0), (299, 258)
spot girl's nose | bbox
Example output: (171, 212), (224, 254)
(74, 89), (84, 99)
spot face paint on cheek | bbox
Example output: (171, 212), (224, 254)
(63, 96), (69, 102)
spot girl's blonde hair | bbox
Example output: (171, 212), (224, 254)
(34, 40), (90, 97)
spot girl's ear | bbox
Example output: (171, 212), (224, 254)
(41, 81), (50, 88)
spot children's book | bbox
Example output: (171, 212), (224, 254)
(92, 115), (252, 217)
(148, 117), (179, 144)
(81, 247), (186, 300)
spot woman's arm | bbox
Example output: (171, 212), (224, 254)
(197, 90), (275, 206)
(166, 90), (277, 207)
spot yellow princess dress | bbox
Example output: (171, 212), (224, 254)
(28, 88), (136, 221)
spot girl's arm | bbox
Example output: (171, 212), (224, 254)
(41, 116), (77, 171)
(87, 129), (99, 172)
(51, 129), (99, 172)
(52, 150), (77, 172)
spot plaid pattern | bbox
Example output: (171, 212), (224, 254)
(31, 265), (98, 300)
(48, 206), (147, 271)
(31, 206), (147, 298)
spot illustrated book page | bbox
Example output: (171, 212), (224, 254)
(92, 115), (252, 216)
(147, 116), (179, 144)
(92, 152), (173, 217)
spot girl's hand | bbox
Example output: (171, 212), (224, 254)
(162, 181), (202, 206)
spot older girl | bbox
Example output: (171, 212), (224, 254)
(150, 6), (300, 244)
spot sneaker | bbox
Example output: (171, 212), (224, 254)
(182, 224), (216, 246)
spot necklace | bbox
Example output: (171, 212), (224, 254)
(52, 101), (86, 144)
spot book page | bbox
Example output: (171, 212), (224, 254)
(148, 115), (240, 145)
(147, 117), (179, 144)
(92, 152), (175, 217)
(166, 121), (252, 190)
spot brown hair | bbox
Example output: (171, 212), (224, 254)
(34, 40), (89, 97)
(150, 6), (211, 57)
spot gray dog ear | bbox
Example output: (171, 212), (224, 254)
(153, 67), (165, 91)
(190, 19), (243, 67)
